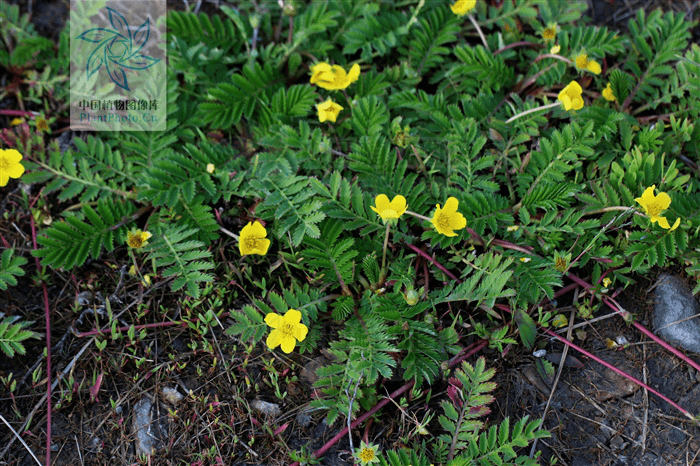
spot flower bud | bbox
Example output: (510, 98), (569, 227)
(404, 289), (419, 306)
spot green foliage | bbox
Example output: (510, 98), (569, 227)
(433, 252), (516, 309)
(625, 10), (691, 107)
(303, 220), (357, 290)
(0, 2), (55, 67)
(33, 200), (136, 270)
(510, 256), (562, 308)
(23, 136), (133, 202)
(147, 225), (215, 298)
(250, 169), (325, 247)
(0, 317), (38, 358)
(341, 7), (405, 60)
(516, 121), (596, 200)
(16, 0), (700, 462)
(167, 10), (239, 49)
(312, 302), (397, 425)
(438, 357), (549, 463)
(402, 6), (460, 76)
(200, 62), (280, 129)
(0, 249), (27, 290)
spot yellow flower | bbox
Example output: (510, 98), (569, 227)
(574, 53), (589, 70)
(549, 44), (561, 54)
(317, 99), (343, 123)
(265, 309), (308, 353)
(309, 62), (360, 90)
(239, 221), (271, 256)
(507, 225), (519, 232)
(370, 194), (407, 221)
(602, 277), (612, 288)
(573, 53), (601, 75)
(310, 62), (334, 85)
(126, 229), (152, 249)
(542, 24), (557, 41)
(431, 197), (467, 237)
(520, 257), (531, 263)
(206, 163), (215, 173)
(635, 185), (680, 230)
(354, 441), (380, 465)
(602, 83), (616, 102)
(557, 80), (584, 111)
(586, 60), (601, 75)
(36, 117), (49, 132)
(450, 0), (477, 16)
(0, 149), (26, 187)
(10, 118), (23, 126)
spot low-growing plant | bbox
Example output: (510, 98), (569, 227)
(2, 0), (700, 463)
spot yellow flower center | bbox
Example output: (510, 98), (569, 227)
(437, 214), (451, 229)
(575, 54), (588, 69)
(646, 201), (663, 217)
(543, 27), (556, 40)
(555, 257), (567, 272)
(381, 209), (399, 219)
(128, 236), (144, 248)
(280, 323), (295, 337)
(0, 156), (9, 170)
(245, 237), (260, 250)
(359, 448), (375, 462)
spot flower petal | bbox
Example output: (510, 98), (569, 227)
(3, 149), (23, 163)
(442, 196), (460, 214)
(293, 322), (308, 342)
(347, 63), (360, 83)
(257, 238), (271, 255)
(284, 309), (302, 325)
(653, 215), (670, 229)
(389, 195), (407, 216)
(371, 194), (390, 215)
(266, 329), (283, 349)
(670, 218), (681, 231)
(450, 212), (467, 230)
(265, 313), (284, 329)
(654, 192), (671, 210)
(249, 221), (267, 238)
(280, 336), (297, 353)
(6, 163), (25, 178)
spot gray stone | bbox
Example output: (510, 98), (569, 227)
(161, 386), (184, 405)
(132, 396), (169, 457)
(653, 274), (700, 354)
(250, 399), (281, 418)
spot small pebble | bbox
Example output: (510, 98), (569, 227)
(162, 386), (184, 405)
(250, 400), (281, 418)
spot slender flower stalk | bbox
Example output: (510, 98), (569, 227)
(468, 14), (489, 51)
(380, 221), (391, 276)
(505, 102), (561, 123)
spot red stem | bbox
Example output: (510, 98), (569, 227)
(603, 296), (700, 371)
(0, 109), (36, 118)
(404, 242), (458, 281)
(288, 340), (488, 466)
(565, 273), (700, 374)
(541, 326), (694, 420)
